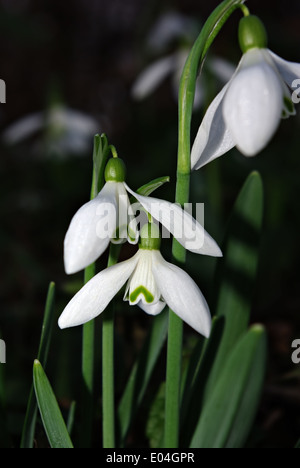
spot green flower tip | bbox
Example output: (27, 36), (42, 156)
(139, 223), (161, 251)
(105, 157), (126, 183)
(239, 15), (268, 53)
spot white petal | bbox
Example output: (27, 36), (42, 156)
(64, 182), (118, 274)
(48, 107), (98, 136)
(138, 300), (166, 316)
(190, 81), (236, 170)
(3, 112), (44, 144)
(152, 251), (211, 337)
(131, 55), (176, 100)
(269, 50), (300, 88)
(147, 12), (198, 52)
(58, 253), (139, 329)
(223, 59), (283, 156)
(124, 184), (222, 257)
(208, 57), (236, 83)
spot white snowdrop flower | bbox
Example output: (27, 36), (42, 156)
(191, 15), (300, 170)
(64, 158), (222, 275)
(132, 49), (235, 111)
(59, 224), (213, 337)
(131, 11), (235, 110)
(64, 158), (138, 275)
(3, 104), (99, 159)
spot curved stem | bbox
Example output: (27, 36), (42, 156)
(163, 0), (248, 448)
(240, 4), (250, 16)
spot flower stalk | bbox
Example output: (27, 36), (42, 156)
(164, 0), (248, 448)
(102, 243), (121, 449)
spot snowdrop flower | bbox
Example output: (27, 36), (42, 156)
(59, 223), (213, 337)
(131, 11), (235, 109)
(132, 49), (235, 110)
(191, 15), (300, 170)
(64, 158), (138, 275)
(145, 11), (199, 54)
(3, 103), (99, 159)
(64, 157), (222, 275)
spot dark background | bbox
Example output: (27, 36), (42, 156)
(1, 0), (300, 448)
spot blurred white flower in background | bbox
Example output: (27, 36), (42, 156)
(3, 102), (100, 159)
(131, 11), (235, 110)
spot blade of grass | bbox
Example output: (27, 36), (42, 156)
(33, 360), (73, 448)
(20, 282), (56, 448)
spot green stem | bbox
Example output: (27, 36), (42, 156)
(79, 135), (111, 447)
(163, 0), (247, 448)
(240, 4), (250, 16)
(80, 264), (96, 448)
(102, 244), (121, 448)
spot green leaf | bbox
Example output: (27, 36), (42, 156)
(137, 176), (170, 197)
(181, 171), (264, 446)
(33, 360), (74, 449)
(67, 401), (77, 436)
(180, 316), (224, 425)
(91, 133), (110, 198)
(117, 309), (169, 446)
(20, 282), (56, 448)
(146, 382), (166, 449)
(190, 325), (267, 448)
(209, 171), (264, 382)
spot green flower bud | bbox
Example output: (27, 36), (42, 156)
(239, 15), (268, 53)
(139, 223), (161, 251)
(104, 158), (126, 183)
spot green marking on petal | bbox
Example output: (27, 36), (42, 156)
(130, 286), (154, 304)
(284, 96), (295, 115)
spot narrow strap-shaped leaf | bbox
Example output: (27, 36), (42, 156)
(181, 171), (264, 446)
(91, 133), (110, 198)
(207, 171), (264, 388)
(190, 325), (267, 448)
(20, 282), (56, 448)
(137, 176), (170, 197)
(67, 401), (77, 436)
(117, 309), (169, 446)
(33, 360), (74, 449)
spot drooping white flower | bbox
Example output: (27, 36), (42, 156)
(64, 158), (138, 274)
(64, 158), (222, 274)
(59, 224), (213, 337)
(132, 50), (235, 110)
(131, 11), (235, 110)
(191, 15), (300, 170)
(2, 103), (99, 159)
